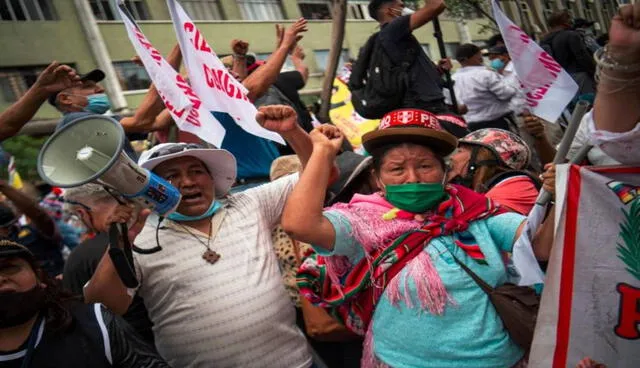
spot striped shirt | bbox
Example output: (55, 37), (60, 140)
(132, 174), (311, 368)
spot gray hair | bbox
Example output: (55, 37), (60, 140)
(62, 183), (113, 211)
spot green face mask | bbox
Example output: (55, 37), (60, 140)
(385, 183), (447, 213)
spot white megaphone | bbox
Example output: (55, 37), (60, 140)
(38, 115), (181, 216)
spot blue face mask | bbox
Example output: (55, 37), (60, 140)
(84, 93), (111, 114)
(490, 58), (505, 71)
(167, 200), (221, 222)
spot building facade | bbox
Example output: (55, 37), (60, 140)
(0, 0), (494, 126)
(0, 0), (621, 128)
(501, 0), (621, 37)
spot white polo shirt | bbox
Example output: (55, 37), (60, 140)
(453, 65), (518, 123)
(132, 174), (311, 368)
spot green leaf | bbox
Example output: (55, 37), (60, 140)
(617, 199), (640, 282)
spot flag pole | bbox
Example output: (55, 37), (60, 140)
(432, 16), (459, 114)
(536, 100), (590, 205)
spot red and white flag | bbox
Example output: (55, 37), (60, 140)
(166, 0), (285, 144)
(117, 4), (226, 147)
(491, 1), (578, 123)
(529, 165), (640, 367)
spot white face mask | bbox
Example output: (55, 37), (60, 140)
(401, 7), (415, 16)
(391, 7), (415, 17)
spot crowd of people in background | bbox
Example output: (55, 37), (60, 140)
(0, 0), (639, 367)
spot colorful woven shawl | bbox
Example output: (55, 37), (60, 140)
(297, 185), (507, 336)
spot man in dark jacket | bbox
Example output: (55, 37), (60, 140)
(368, 0), (451, 114)
(540, 10), (596, 97)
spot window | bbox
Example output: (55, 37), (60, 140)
(582, 2), (597, 29)
(0, 65), (67, 103)
(541, 0), (555, 22)
(180, 0), (224, 20)
(255, 53), (295, 71)
(89, 0), (150, 21)
(347, 1), (372, 20)
(313, 49), (350, 73)
(237, 0), (284, 20)
(444, 42), (460, 60)
(299, 0), (331, 19)
(564, 0), (577, 18)
(0, 0), (57, 21)
(113, 61), (152, 91)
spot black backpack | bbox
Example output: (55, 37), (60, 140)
(348, 32), (416, 119)
(540, 32), (558, 59)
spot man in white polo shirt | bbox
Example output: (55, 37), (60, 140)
(84, 106), (332, 368)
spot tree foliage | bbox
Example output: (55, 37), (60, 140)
(445, 0), (485, 20)
(444, 0), (498, 35)
(0, 135), (50, 182)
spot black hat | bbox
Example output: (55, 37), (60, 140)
(487, 45), (508, 55)
(455, 44), (482, 62)
(326, 152), (373, 206)
(0, 240), (33, 260)
(48, 69), (106, 107)
(368, 0), (394, 21)
(573, 18), (595, 28)
(0, 204), (17, 228)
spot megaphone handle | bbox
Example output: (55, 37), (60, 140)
(108, 223), (139, 289)
(119, 223), (135, 271)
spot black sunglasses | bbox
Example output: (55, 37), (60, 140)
(148, 143), (204, 160)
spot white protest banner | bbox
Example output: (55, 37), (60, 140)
(529, 165), (640, 368)
(166, 0), (285, 145)
(117, 4), (226, 147)
(510, 202), (546, 286)
(491, 1), (578, 123)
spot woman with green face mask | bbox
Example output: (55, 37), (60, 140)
(282, 108), (554, 368)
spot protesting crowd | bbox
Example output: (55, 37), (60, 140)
(0, 0), (639, 367)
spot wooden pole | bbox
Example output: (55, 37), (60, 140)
(317, 0), (347, 123)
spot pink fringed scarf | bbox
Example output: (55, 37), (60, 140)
(297, 185), (506, 336)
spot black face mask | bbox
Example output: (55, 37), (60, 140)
(0, 286), (47, 328)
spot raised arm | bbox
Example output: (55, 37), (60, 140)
(0, 62), (80, 141)
(593, 2), (640, 133)
(120, 44), (182, 133)
(529, 164), (557, 261)
(291, 46), (309, 84)
(84, 207), (149, 315)
(230, 39), (249, 81)
(256, 105), (313, 167)
(0, 181), (59, 241)
(522, 114), (557, 166)
(281, 126), (344, 250)
(243, 19), (308, 101)
(409, 0), (446, 31)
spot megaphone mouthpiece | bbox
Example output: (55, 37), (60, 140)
(77, 146), (112, 173)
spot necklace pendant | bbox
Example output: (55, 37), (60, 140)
(202, 250), (221, 264)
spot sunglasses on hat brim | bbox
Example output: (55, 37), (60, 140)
(148, 143), (204, 160)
